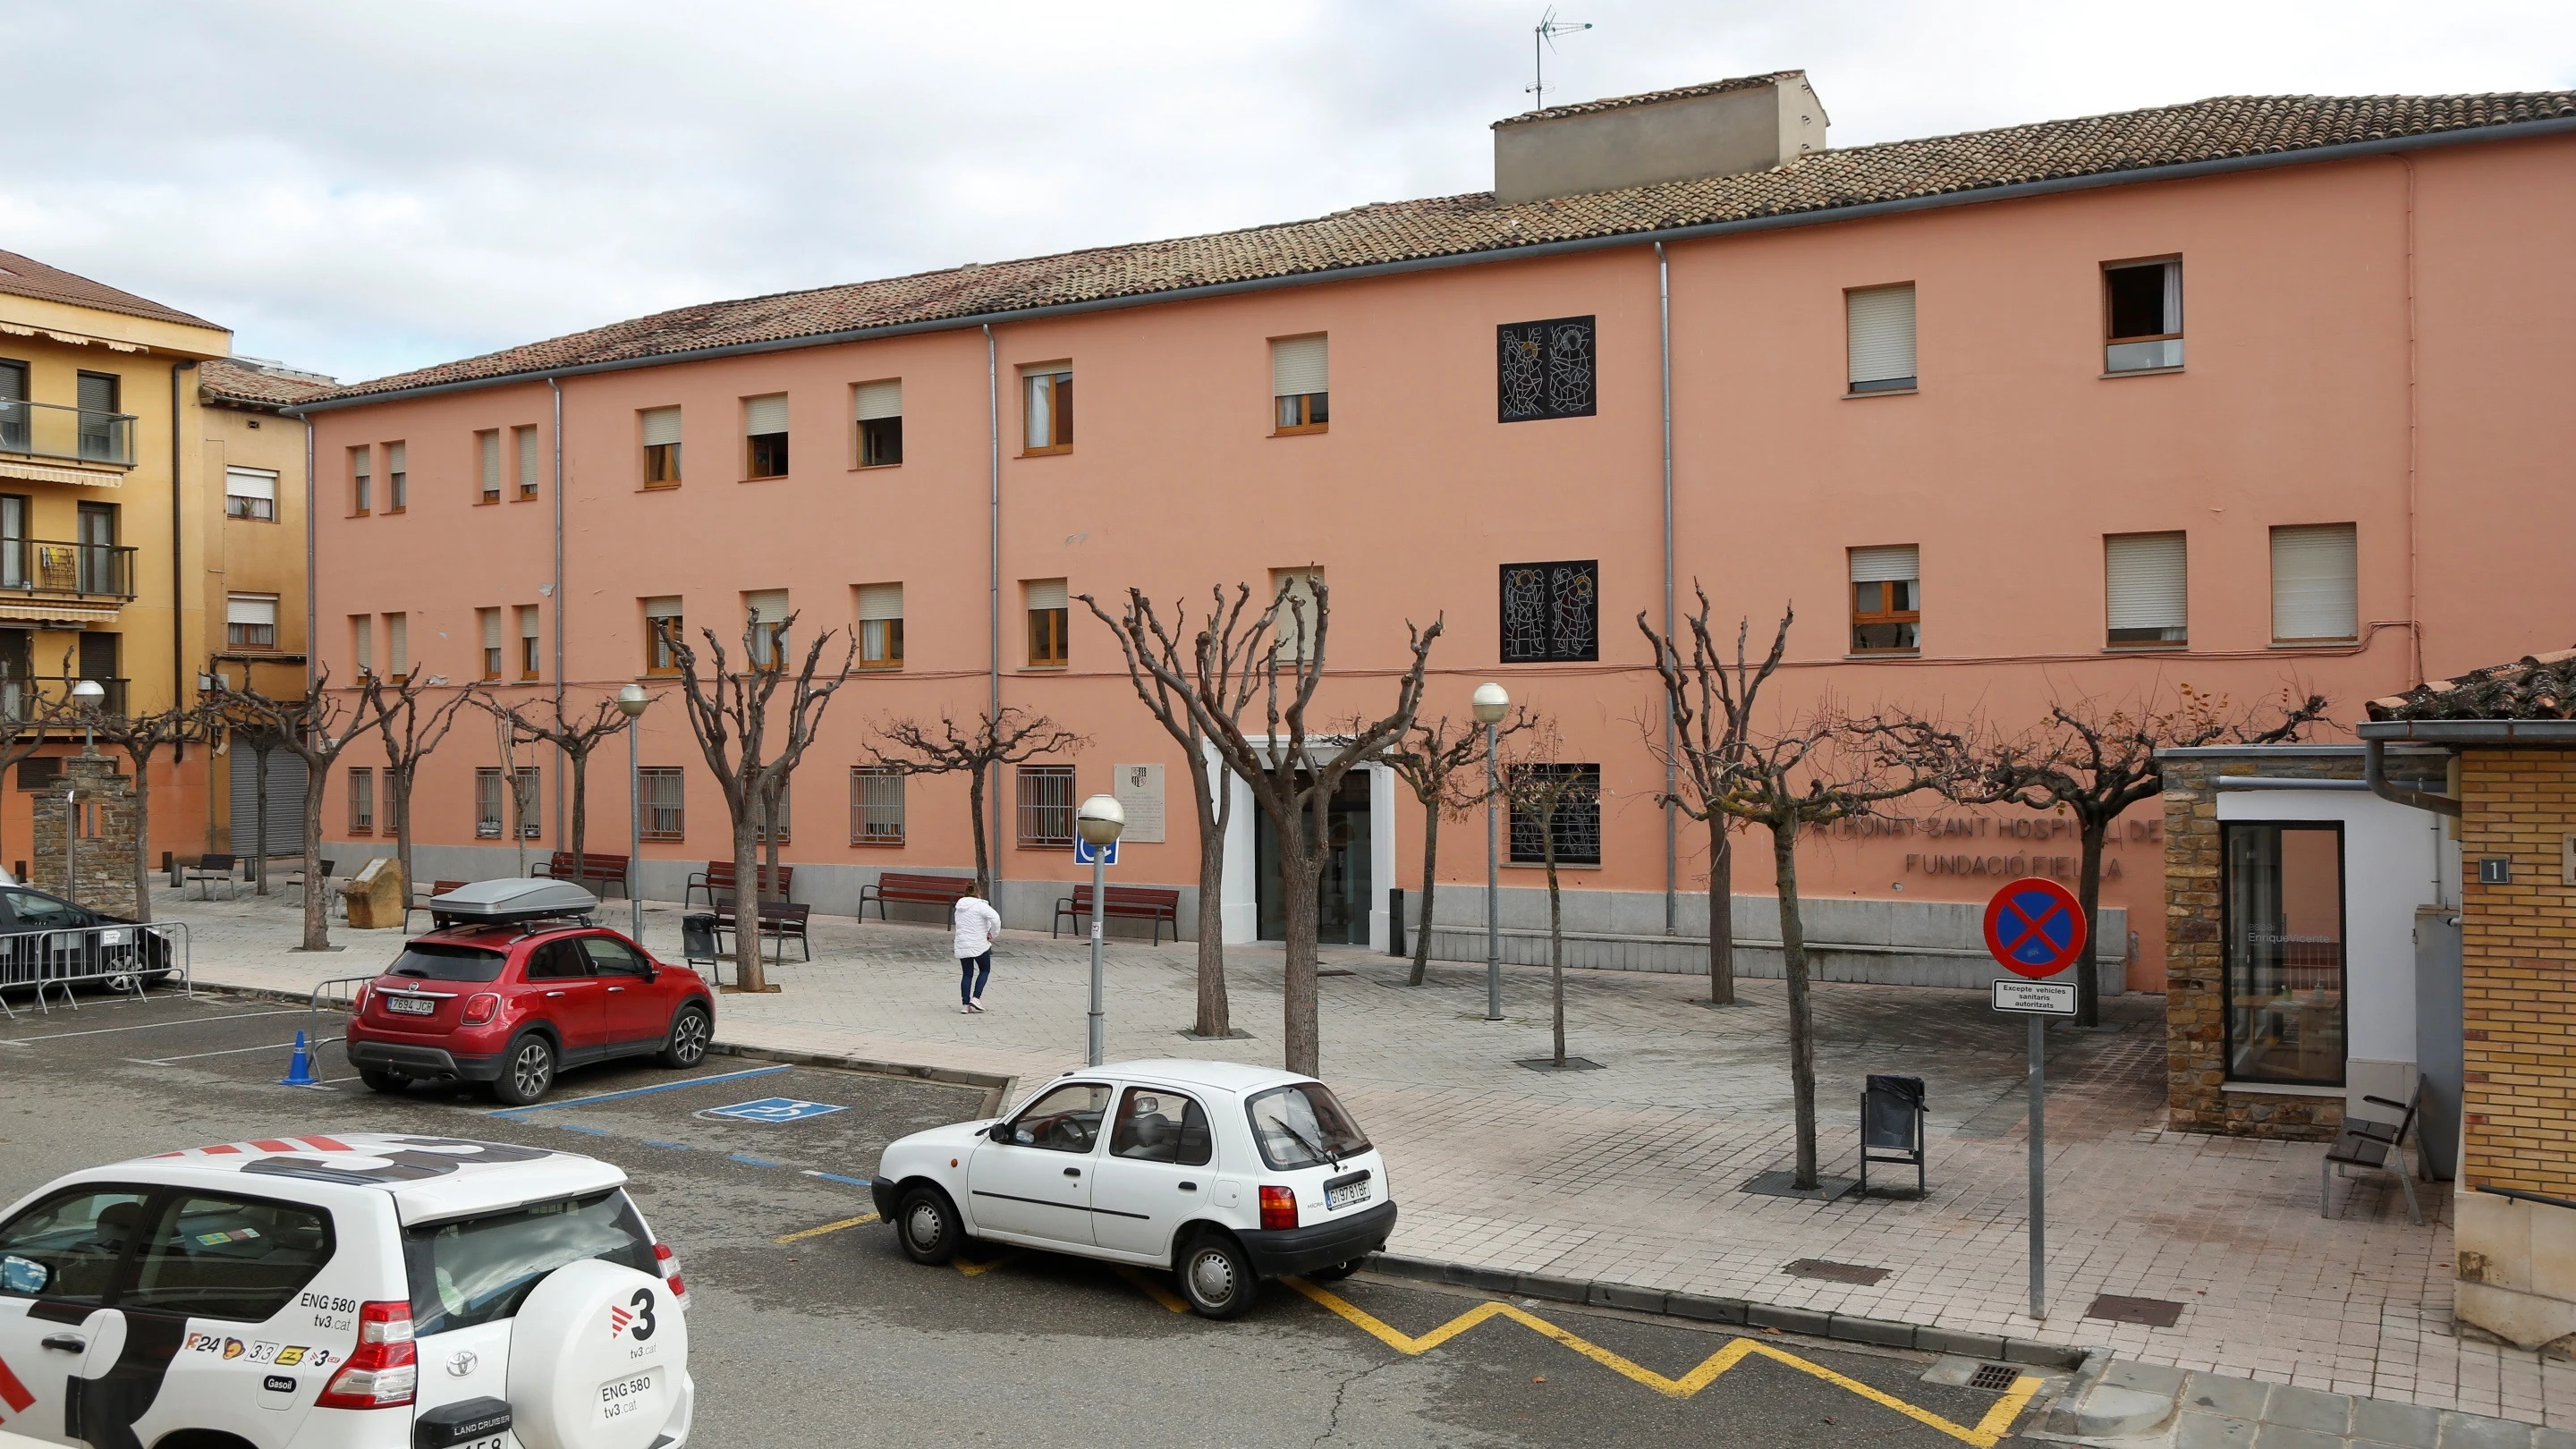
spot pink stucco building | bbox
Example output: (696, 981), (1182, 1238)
(299, 77), (2576, 1039)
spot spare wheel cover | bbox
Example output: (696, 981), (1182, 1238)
(505, 1258), (690, 1449)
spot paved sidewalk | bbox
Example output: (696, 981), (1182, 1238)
(137, 886), (2572, 1427)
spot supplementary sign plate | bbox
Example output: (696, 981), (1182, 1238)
(1991, 979), (2077, 1015)
(1982, 877), (2088, 979)
(698, 1097), (848, 1123)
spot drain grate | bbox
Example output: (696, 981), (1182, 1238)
(1968, 1363), (2022, 1392)
(2084, 1293), (2186, 1327)
(1781, 1258), (1891, 1286)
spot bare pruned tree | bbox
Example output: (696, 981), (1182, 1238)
(91, 701), (207, 923)
(1494, 720), (1595, 1069)
(1962, 682), (2327, 1027)
(364, 671), (476, 896)
(1381, 708), (1533, 987)
(1637, 587), (1778, 1006)
(1080, 585), (1272, 1037)
(666, 609), (856, 993)
(218, 669), (403, 951)
(476, 689), (636, 894)
(869, 708), (1084, 902)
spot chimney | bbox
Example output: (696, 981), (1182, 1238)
(1493, 72), (1827, 206)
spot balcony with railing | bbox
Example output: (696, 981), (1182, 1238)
(0, 676), (129, 723)
(0, 540), (137, 601)
(0, 398), (138, 468)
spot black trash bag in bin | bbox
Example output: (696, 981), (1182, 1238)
(682, 911), (719, 963)
(1860, 1073), (1927, 1197)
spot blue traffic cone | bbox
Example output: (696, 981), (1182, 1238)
(279, 1030), (319, 1088)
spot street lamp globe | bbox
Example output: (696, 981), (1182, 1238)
(1470, 682), (1510, 724)
(1076, 793), (1125, 847)
(70, 679), (104, 707)
(615, 682), (650, 719)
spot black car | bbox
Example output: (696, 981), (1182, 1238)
(0, 883), (172, 994)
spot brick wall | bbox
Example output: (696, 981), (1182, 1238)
(2457, 749), (2576, 1199)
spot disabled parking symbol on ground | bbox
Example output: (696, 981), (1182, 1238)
(698, 1096), (849, 1123)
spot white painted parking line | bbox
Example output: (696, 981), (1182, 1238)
(129, 1037), (341, 1065)
(4, 1008), (303, 1043)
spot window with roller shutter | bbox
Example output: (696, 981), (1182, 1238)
(1021, 365), (1072, 454)
(1024, 578), (1068, 666)
(855, 381), (902, 468)
(641, 407), (682, 487)
(1849, 544), (1920, 653)
(477, 430), (500, 503)
(2105, 532), (2187, 647)
(643, 596), (682, 675)
(225, 594), (278, 650)
(856, 582), (903, 669)
(1270, 335), (1327, 434)
(514, 426), (540, 499)
(745, 394), (789, 478)
(1845, 284), (1917, 394)
(2270, 524), (2357, 644)
(479, 607), (502, 680)
(745, 589), (790, 667)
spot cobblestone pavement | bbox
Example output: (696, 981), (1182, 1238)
(131, 885), (2572, 1426)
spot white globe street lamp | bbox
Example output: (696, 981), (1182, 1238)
(1470, 683), (1509, 1021)
(1077, 793), (1126, 1065)
(617, 685), (651, 942)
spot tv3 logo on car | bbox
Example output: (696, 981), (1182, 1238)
(610, 1287), (659, 1348)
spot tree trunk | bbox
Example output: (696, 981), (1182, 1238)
(1277, 801), (1322, 1076)
(128, 749), (153, 924)
(567, 746), (589, 876)
(1772, 818), (1820, 1191)
(760, 776), (784, 906)
(1707, 815), (1733, 1005)
(1191, 757), (1231, 1038)
(2074, 816), (2107, 1029)
(1408, 804), (1439, 987)
(252, 744), (270, 896)
(967, 766), (991, 900)
(389, 767), (413, 897)
(299, 774), (330, 951)
(1546, 818), (1565, 1068)
(732, 811), (766, 992)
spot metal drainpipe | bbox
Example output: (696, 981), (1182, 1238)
(550, 377), (565, 847)
(984, 326), (1003, 905)
(301, 408), (315, 694)
(170, 360), (196, 713)
(1654, 242), (1676, 934)
(2364, 737), (2460, 817)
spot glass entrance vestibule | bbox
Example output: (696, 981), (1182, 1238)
(2223, 820), (2347, 1085)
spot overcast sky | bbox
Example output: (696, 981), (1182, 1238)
(8, 1), (2568, 384)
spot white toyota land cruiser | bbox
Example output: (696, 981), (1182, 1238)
(0, 1134), (691, 1449)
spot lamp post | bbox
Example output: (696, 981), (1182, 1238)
(1076, 793), (1126, 1066)
(1471, 682), (1510, 1022)
(616, 684), (650, 943)
(67, 678), (104, 906)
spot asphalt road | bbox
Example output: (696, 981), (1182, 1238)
(0, 987), (2057, 1448)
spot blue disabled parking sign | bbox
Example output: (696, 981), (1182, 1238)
(699, 1097), (848, 1123)
(1073, 837), (1119, 866)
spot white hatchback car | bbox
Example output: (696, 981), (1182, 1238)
(0, 1134), (691, 1449)
(869, 1060), (1397, 1318)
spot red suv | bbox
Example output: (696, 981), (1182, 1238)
(345, 919), (715, 1105)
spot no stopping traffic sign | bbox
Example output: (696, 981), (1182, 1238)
(1983, 877), (2088, 979)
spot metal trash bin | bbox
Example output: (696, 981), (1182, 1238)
(682, 911), (719, 964)
(1860, 1073), (1927, 1197)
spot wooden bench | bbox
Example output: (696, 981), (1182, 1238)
(859, 872), (975, 921)
(1054, 885), (1182, 945)
(534, 850), (631, 899)
(713, 900), (812, 962)
(182, 853), (239, 901)
(684, 860), (792, 911)
(403, 881), (470, 931)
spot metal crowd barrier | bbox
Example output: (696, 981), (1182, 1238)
(306, 974), (378, 1051)
(0, 920), (191, 1020)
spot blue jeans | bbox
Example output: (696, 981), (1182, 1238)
(960, 951), (992, 1004)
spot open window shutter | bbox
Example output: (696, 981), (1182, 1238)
(2105, 532), (2187, 631)
(387, 613), (406, 666)
(856, 582), (903, 621)
(225, 468), (276, 502)
(479, 432), (499, 492)
(1846, 284), (1917, 386)
(226, 596), (277, 626)
(1271, 336), (1327, 397)
(1025, 579), (1068, 612)
(642, 595), (682, 620)
(747, 589), (791, 624)
(2271, 524), (2357, 640)
(745, 394), (788, 435)
(640, 408), (682, 446)
(854, 381), (902, 421)
(1848, 544), (1919, 584)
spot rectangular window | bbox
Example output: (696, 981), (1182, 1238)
(1496, 316), (1596, 422)
(2105, 531), (2187, 647)
(1507, 763), (1603, 867)
(1497, 560), (1598, 663)
(351, 445), (372, 514)
(746, 589), (790, 668)
(518, 605), (541, 679)
(2270, 523), (2358, 644)
(477, 429), (501, 503)
(348, 767), (375, 835)
(643, 597), (682, 675)
(225, 466), (278, 521)
(514, 425), (540, 499)
(479, 607), (502, 680)
(2105, 258), (2183, 373)
(511, 766), (540, 838)
(1025, 578), (1068, 666)
(352, 614), (373, 678)
(856, 380), (903, 467)
(856, 582), (903, 669)
(0, 360), (23, 452)
(18, 757), (58, 792)
(745, 394), (789, 479)
(2223, 821), (2345, 1085)
(1016, 764), (1075, 848)
(851, 766), (904, 844)
(639, 767), (685, 841)
(1271, 335), (1328, 434)
(75, 372), (119, 462)
(1846, 283), (1918, 394)
(386, 614), (407, 682)
(1849, 544), (1920, 654)
(386, 441), (407, 511)
(225, 593), (279, 650)
(475, 767), (504, 836)
(1021, 367), (1072, 453)
(1270, 568), (1322, 663)
(641, 406), (682, 487)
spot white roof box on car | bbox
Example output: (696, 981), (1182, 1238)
(427, 877), (599, 928)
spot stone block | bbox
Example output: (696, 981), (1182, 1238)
(2349, 1395), (2440, 1449)
(2259, 1385), (2349, 1433)
(2174, 1411), (2258, 1449)
(343, 856), (408, 929)
(2182, 1371), (2269, 1420)
(1664, 1292), (1747, 1325)
(2436, 1411), (2537, 1449)
(1513, 1273), (1587, 1304)
(1915, 1326), (2005, 1359)
(1439, 1262), (1519, 1294)
(1825, 1315), (1913, 1348)
(1588, 1283), (1665, 1314)
(1747, 1303), (1831, 1336)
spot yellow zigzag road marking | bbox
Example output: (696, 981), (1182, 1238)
(772, 1213), (877, 1243)
(1288, 1280), (2033, 1447)
(1115, 1267), (1191, 1313)
(953, 1252), (1017, 1277)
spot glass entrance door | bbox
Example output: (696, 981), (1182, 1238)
(2222, 821), (2346, 1084)
(1254, 769), (1372, 945)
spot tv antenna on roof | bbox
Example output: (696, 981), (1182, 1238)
(1526, 6), (1592, 113)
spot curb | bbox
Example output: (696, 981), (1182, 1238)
(1364, 1252), (2089, 1369)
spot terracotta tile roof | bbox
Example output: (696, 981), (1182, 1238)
(319, 88), (2576, 404)
(1495, 72), (1806, 128)
(0, 248), (221, 331)
(2368, 648), (2576, 722)
(200, 356), (335, 411)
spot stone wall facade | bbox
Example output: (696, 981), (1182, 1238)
(30, 751), (140, 918)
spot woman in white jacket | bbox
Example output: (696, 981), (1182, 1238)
(953, 892), (1003, 1013)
